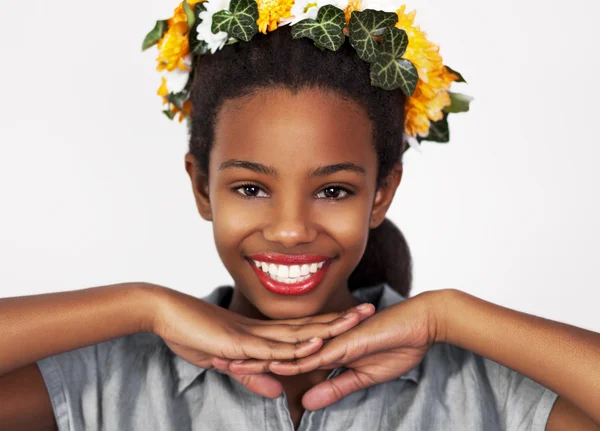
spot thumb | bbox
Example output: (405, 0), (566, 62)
(302, 369), (373, 410)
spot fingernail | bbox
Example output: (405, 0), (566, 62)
(309, 337), (320, 343)
(271, 361), (281, 365)
(343, 312), (355, 318)
(357, 303), (372, 310)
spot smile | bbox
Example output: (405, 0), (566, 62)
(251, 260), (325, 284)
(246, 253), (333, 295)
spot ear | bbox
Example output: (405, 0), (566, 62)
(184, 152), (213, 221)
(369, 162), (403, 229)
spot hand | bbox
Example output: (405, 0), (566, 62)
(223, 290), (444, 410)
(148, 285), (376, 399)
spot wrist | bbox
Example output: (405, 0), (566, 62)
(131, 282), (170, 334)
(422, 288), (463, 345)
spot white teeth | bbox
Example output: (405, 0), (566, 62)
(277, 265), (289, 278)
(268, 264), (278, 277)
(252, 259), (329, 284)
(289, 265), (300, 278)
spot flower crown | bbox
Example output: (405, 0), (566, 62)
(142, 0), (471, 150)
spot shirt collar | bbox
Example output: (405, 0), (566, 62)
(172, 283), (421, 397)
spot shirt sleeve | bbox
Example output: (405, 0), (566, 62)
(481, 355), (559, 431)
(35, 332), (163, 431)
(36, 342), (105, 431)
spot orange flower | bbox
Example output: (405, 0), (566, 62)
(395, 5), (459, 137)
(344, 0), (361, 26)
(157, 76), (192, 121)
(157, 1), (208, 73)
(173, 100), (193, 122)
(157, 76), (169, 102)
(169, 0), (206, 27)
(156, 21), (191, 73)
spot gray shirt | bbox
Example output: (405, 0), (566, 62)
(37, 283), (559, 430)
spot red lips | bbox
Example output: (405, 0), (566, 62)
(247, 252), (332, 265)
(247, 252), (334, 296)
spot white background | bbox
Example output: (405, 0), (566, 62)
(0, 0), (598, 332)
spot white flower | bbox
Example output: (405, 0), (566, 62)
(406, 134), (423, 153)
(162, 54), (192, 94)
(280, 0), (348, 26)
(359, 0), (399, 13)
(196, 0), (232, 54)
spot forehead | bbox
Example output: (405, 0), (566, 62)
(210, 87), (377, 174)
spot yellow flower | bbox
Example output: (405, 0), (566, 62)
(156, 21), (191, 73)
(157, 76), (193, 122)
(157, 76), (169, 102)
(170, 0), (205, 26)
(344, 0), (361, 31)
(257, 0), (294, 34)
(395, 5), (459, 137)
(157, 1), (207, 73)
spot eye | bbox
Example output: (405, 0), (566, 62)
(316, 186), (353, 200)
(233, 184), (269, 198)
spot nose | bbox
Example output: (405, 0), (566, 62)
(262, 194), (317, 248)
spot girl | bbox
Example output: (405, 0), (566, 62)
(0, 1), (599, 430)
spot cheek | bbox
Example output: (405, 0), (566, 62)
(210, 192), (264, 255)
(314, 199), (371, 257)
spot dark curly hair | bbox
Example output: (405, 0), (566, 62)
(187, 25), (413, 298)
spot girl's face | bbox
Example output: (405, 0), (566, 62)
(185, 88), (402, 319)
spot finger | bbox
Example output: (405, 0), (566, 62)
(211, 357), (283, 398)
(268, 336), (369, 375)
(302, 369), (377, 410)
(240, 335), (324, 361)
(211, 356), (232, 371)
(229, 371), (283, 398)
(246, 310), (365, 343)
(251, 303), (375, 326)
(228, 358), (272, 374)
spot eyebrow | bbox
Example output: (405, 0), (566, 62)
(218, 159), (366, 178)
(218, 159), (277, 176)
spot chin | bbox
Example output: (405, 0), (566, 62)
(253, 294), (324, 320)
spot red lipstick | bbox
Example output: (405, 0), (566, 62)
(247, 252), (331, 265)
(246, 253), (334, 296)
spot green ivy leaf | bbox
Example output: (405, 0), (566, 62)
(166, 91), (188, 110)
(348, 9), (398, 63)
(291, 5), (346, 51)
(142, 19), (169, 51)
(163, 109), (176, 120)
(369, 27), (418, 95)
(212, 0), (258, 42)
(182, 0), (196, 27)
(417, 113), (450, 143)
(444, 91), (472, 114)
(445, 65), (467, 83)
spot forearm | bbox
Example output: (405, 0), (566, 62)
(434, 289), (600, 426)
(0, 282), (159, 376)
